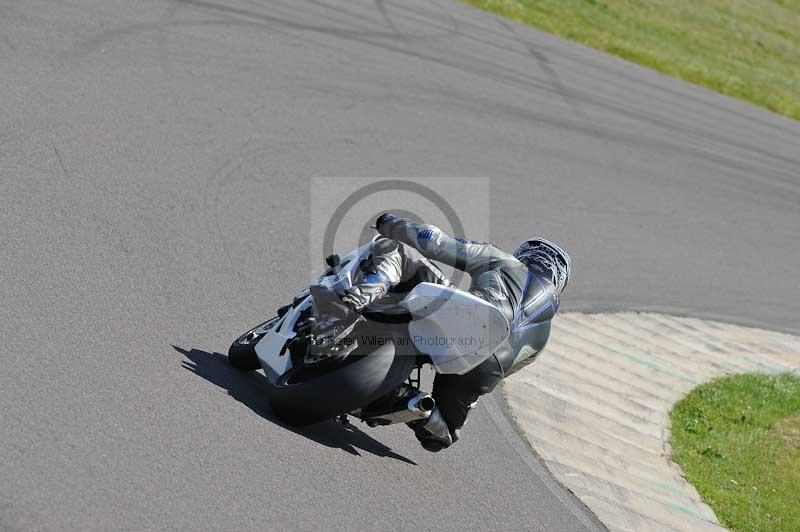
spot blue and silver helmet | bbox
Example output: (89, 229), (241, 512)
(514, 238), (571, 293)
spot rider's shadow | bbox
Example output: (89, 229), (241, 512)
(172, 346), (416, 465)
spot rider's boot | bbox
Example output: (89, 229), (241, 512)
(407, 407), (453, 452)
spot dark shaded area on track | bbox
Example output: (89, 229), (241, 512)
(174, 346), (417, 464)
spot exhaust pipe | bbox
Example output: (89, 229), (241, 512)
(356, 392), (436, 426)
(407, 393), (435, 419)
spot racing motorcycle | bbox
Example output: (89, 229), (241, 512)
(227, 237), (509, 427)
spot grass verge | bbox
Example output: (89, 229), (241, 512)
(462, 0), (800, 120)
(670, 373), (800, 531)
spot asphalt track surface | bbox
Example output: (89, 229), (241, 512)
(2, 1), (799, 531)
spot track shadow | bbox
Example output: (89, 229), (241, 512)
(172, 345), (416, 465)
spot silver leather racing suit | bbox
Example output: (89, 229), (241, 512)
(350, 215), (561, 451)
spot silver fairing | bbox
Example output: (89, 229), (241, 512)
(255, 240), (376, 383)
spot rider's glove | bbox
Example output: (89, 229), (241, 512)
(339, 276), (388, 312)
(340, 286), (371, 312)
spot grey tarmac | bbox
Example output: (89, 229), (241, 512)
(1, 1), (798, 531)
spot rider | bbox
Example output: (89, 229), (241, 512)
(335, 213), (571, 452)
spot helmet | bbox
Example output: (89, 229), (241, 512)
(514, 238), (571, 293)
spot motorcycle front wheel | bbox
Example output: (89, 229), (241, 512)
(228, 317), (280, 371)
(269, 322), (417, 426)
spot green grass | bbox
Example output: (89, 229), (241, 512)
(463, 0), (800, 120)
(670, 373), (800, 531)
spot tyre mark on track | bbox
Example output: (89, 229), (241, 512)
(496, 17), (594, 128)
(201, 137), (279, 295)
(51, 140), (69, 179)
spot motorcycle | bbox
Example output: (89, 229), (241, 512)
(227, 237), (510, 427)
